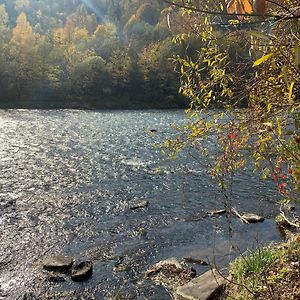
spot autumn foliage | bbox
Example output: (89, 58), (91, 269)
(164, 0), (300, 202)
(226, 0), (266, 14)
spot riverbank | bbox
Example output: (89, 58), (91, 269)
(225, 232), (300, 300)
(145, 231), (300, 300)
(0, 94), (189, 110)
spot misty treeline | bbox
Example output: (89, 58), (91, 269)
(0, 0), (190, 108)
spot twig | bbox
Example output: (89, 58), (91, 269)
(232, 207), (250, 224)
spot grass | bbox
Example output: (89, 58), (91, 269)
(225, 234), (300, 300)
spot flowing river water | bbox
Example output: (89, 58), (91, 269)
(0, 110), (286, 299)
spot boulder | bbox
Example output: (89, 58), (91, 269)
(242, 213), (264, 223)
(43, 255), (73, 272)
(71, 261), (93, 282)
(175, 269), (226, 300)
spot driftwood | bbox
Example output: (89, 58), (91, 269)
(207, 209), (226, 216)
(232, 207), (250, 224)
(278, 211), (300, 229)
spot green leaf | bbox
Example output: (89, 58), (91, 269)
(253, 53), (273, 67)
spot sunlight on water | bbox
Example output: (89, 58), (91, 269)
(0, 110), (284, 299)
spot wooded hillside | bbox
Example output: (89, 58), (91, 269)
(0, 0), (188, 108)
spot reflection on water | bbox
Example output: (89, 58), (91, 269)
(0, 110), (284, 299)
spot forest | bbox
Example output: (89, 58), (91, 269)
(0, 0), (189, 108)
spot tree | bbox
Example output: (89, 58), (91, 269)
(8, 12), (42, 100)
(69, 55), (108, 96)
(162, 0), (300, 201)
(138, 38), (180, 98)
(107, 49), (133, 90)
(91, 23), (119, 59)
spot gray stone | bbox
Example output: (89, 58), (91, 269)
(71, 261), (93, 282)
(43, 255), (73, 272)
(130, 200), (149, 210)
(242, 213), (264, 223)
(175, 269), (226, 300)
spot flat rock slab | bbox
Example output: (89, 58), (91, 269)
(43, 256), (74, 272)
(242, 213), (264, 223)
(71, 261), (93, 282)
(175, 269), (226, 300)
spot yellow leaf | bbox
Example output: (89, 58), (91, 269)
(253, 53), (273, 67)
(262, 122), (273, 127)
(288, 81), (295, 102)
(277, 118), (282, 137)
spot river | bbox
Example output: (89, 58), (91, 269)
(0, 110), (284, 299)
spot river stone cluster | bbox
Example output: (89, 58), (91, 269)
(42, 255), (93, 282)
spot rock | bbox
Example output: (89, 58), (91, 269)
(155, 258), (183, 269)
(175, 269), (226, 300)
(71, 261), (93, 282)
(183, 257), (209, 266)
(130, 200), (149, 210)
(43, 255), (73, 272)
(145, 258), (196, 288)
(242, 213), (264, 223)
(149, 129), (157, 133)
